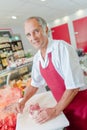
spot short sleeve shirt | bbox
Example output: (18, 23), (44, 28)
(31, 39), (86, 90)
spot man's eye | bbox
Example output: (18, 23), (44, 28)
(35, 29), (39, 33)
(26, 33), (30, 37)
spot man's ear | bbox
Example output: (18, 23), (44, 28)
(46, 26), (49, 34)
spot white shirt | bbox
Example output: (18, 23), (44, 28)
(31, 39), (86, 90)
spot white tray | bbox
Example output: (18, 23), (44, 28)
(16, 91), (69, 130)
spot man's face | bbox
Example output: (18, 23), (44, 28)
(24, 19), (48, 50)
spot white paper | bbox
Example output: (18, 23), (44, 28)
(16, 91), (69, 130)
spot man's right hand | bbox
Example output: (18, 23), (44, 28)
(15, 100), (25, 113)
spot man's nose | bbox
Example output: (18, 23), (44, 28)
(31, 33), (37, 40)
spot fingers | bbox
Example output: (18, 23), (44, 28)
(34, 109), (49, 124)
(15, 103), (20, 113)
(15, 102), (24, 114)
(36, 116), (49, 124)
(33, 107), (57, 124)
(17, 104), (22, 113)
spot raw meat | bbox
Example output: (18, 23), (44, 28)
(0, 87), (22, 130)
(28, 103), (40, 118)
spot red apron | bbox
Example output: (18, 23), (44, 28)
(40, 53), (87, 130)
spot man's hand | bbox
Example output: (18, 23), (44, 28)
(33, 107), (58, 124)
(15, 100), (25, 113)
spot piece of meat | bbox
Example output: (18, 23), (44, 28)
(29, 103), (40, 118)
(0, 87), (22, 130)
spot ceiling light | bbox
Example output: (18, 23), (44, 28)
(41, 0), (46, 1)
(54, 19), (60, 24)
(11, 16), (17, 19)
(63, 16), (69, 22)
(76, 9), (84, 16)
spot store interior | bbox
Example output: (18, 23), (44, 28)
(0, 0), (87, 130)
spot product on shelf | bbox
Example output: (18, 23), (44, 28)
(0, 40), (25, 70)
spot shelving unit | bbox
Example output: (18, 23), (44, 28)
(0, 40), (25, 70)
(0, 42), (12, 70)
(11, 40), (25, 60)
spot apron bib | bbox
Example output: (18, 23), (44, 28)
(40, 53), (87, 130)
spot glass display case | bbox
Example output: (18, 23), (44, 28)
(0, 61), (32, 88)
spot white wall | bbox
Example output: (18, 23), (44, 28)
(9, 8), (87, 53)
(49, 8), (87, 49)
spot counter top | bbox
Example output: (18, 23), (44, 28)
(16, 91), (69, 130)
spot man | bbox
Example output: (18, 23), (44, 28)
(16, 16), (87, 130)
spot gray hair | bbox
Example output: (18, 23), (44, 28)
(26, 16), (47, 30)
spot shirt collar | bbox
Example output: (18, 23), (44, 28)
(38, 38), (54, 60)
(46, 38), (54, 54)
